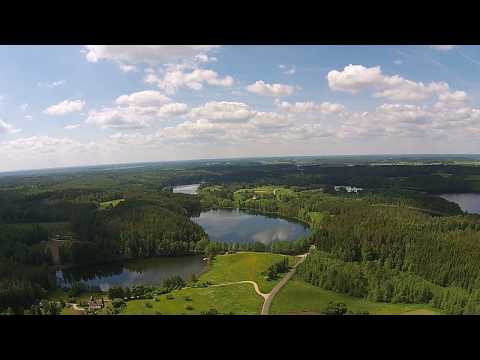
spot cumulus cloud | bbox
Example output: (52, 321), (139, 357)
(145, 65), (234, 95)
(86, 90), (188, 129)
(0, 120), (21, 134)
(44, 100), (85, 116)
(85, 107), (152, 129)
(429, 45), (456, 51)
(115, 90), (171, 107)
(327, 64), (450, 101)
(189, 101), (256, 123)
(83, 45), (221, 72)
(246, 80), (296, 97)
(277, 100), (345, 114)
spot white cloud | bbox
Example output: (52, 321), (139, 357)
(115, 90), (171, 107)
(38, 80), (66, 88)
(157, 102), (189, 117)
(246, 80), (295, 97)
(44, 100), (85, 116)
(20, 104), (29, 111)
(250, 112), (291, 129)
(189, 101), (256, 123)
(85, 107), (151, 129)
(145, 66), (234, 95)
(327, 64), (450, 101)
(429, 45), (456, 51)
(84, 45), (221, 69)
(277, 100), (345, 114)
(435, 90), (468, 108)
(279, 64), (296, 75)
(327, 65), (384, 93)
(64, 124), (82, 130)
(86, 90), (188, 129)
(0, 120), (21, 134)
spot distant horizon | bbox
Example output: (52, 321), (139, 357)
(2, 152), (480, 176)
(2, 46), (480, 173)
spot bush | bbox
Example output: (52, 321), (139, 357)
(145, 302), (152, 308)
(185, 305), (194, 311)
(112, 298), (125, 309)
(166, 294), (174, 300)
(321, 302), (348, 315)
(201, 308), (219, 315)
(184, 296), (192, 301)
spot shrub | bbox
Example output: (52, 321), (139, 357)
(166, 294), (174, 300)
(185, 305), (194, 311)
(112, 298), (125, 309)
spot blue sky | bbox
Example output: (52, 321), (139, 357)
(1, 45), (480, 171)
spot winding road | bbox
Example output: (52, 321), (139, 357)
(261, 253), (307, 315)
(207, 252), (308, 315)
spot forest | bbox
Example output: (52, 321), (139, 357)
(2, 157), (480, 314)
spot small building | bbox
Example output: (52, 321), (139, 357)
(88, 296), (105, 311)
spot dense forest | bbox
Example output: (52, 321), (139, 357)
(2, 158), (480, 314)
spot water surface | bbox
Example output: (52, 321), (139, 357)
(192, 209), (311, 244)
(172, 184), (200, 195)
(57, 255), (206, 291)
(438, 193), (480, 214)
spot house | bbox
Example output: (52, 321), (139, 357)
(88, 296), (105, 311)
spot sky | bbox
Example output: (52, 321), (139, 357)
(1, 45), (480, 172)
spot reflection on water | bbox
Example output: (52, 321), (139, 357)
(172, 184), (200, 195)
(439, 193), (480, 214)
(191, 209), (311, 244)
(57, 255), (206, 291)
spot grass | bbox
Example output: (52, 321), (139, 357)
(60, 306), (84, 315)
(307, 212), (328, 229)
(270, 278), (444, 315)
(99, 198), (125, 209)
(121, 283), (263, 315)
(199, 252), (298, 293)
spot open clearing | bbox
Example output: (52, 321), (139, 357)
(121, 282), (263, 315)
(199, 252), (298, 293)
(270, 278), (444, 315)
(99, 198), (125, 209)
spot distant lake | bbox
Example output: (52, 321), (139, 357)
(438, 193), (480, 214)
(172, 184), (201, 195)
(192, 209), (311, 245)
(57, 256), (206, 291)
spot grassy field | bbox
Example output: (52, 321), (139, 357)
(234, 186), (297, 201)
(199, 252), (298, 293)
(99, 198), (125, 209)
(121, 282), (263, 315)
(270, 278), (443, 315)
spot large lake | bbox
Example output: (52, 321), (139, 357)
(57, 256), (206, 291)
(192, 209), (311, 244)
(439, 193), (480, 214)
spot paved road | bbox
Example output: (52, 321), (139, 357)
(261, 253), (308, 315)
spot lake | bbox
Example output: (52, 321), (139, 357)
(191, 208), (311, 244)
(438, 193), (480, 214)
(57, 255), (207, 291)
(57, 186), (310, 289)
(172, 184), (200, 195)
